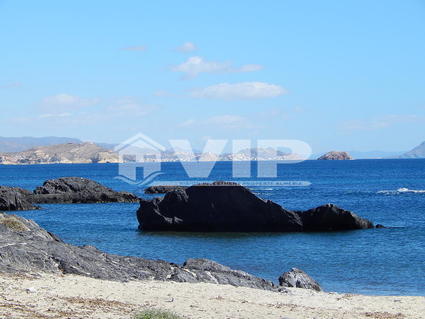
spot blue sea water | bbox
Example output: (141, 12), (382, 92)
(1, 159), (424, 296)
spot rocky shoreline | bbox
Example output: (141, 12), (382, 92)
(0, 177), (138, 211)
(0, 178), (378, 292)
(0, 211), (320, 292)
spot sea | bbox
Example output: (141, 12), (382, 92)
(1, 159), (424, 296)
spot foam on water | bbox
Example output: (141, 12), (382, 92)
(377, 188), (425, 195)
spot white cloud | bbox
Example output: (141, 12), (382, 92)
(176, 42), (197, 52)
(121, 45), (147, 51)
(172, 56), (263, 78)
(191, 82), (287, 99)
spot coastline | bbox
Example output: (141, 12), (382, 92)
(1, 272), (423, 319)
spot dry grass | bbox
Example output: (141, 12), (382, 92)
(0, 215), (29, 231)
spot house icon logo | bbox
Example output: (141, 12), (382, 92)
(114, 133), (166, 186)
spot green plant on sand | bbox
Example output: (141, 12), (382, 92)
(134, 309), (183, 319)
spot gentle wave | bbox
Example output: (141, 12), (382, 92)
(377, 188), (425, 195)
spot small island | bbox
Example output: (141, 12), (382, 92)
(317, 151), (353, 160)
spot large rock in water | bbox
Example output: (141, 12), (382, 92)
(31, 177), (139, 204)
(300, 203), (374, 231)
(0, 212), (283, 291)
(138, 182), (303, 232)
(137, 183), (375, 232)
(279, 268), (322, 291)
(0, 186), (39, 211)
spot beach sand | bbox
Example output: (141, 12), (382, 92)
(0, 273), (423, 319)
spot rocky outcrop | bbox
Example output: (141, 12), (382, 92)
(0, 178), (139, 210)
(0, 186), (39, 211)
(299, 204), (373, 231)
(279, 268), (322, 291)
(31, 177), (139, 204)
(144, 185), (188, 194)
(317, 151), (353, 160)
(137, 183), (375, 232)
(138, 183), (303, 232)
(0, 212), (291, 291)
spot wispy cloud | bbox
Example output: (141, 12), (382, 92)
(342, 114), (425, 131)
(205, 115), (252, 128)
(106, 97), (158, 117)
(175, 42), (197, 52)
(39, 112), (72, 119)
(191, 82), (286, 100)
(0, 82), (22, 89)
(121, 45), (147, 51)
(172, 56), (263, 78)
(41, 94), (100, 113)
(179, 114), (253, 129)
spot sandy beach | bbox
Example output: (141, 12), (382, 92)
(0, 273), (423, 319)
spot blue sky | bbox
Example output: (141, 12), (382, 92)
(0, 0), (424, 153)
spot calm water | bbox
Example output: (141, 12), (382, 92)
(1, 160), (424, 295)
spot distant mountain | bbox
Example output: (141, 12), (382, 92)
(400, 141), (425, 158)
(0, 142), (118, 164)
(348, 150), (403, 159)
(0, 136), (82, 152)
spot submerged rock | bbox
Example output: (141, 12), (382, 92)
(0, 212), (281, 291)
(0, 186), (39, 211)
(279, 268), (322, 291)
(137, 183), (374, 232)
(31, 177), (139, 204)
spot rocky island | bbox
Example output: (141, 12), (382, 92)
(317, 151), (353, 160)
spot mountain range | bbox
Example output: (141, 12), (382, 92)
(0, 136), (82, 152)
(0, 136), (423, 163)
(399, 141), (425, 158)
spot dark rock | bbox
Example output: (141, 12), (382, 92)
(375, 224), (385, 229)
(278, 268), (322, 291)
(31, 177), (139, 204)
(299, 204), (374, 231)
(138, 183), (303, 232)
(137, 183), (374, 232)
(145, 185), (187, 194)
(0, 186), (39, 211)
(0, 212), (278, 291)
